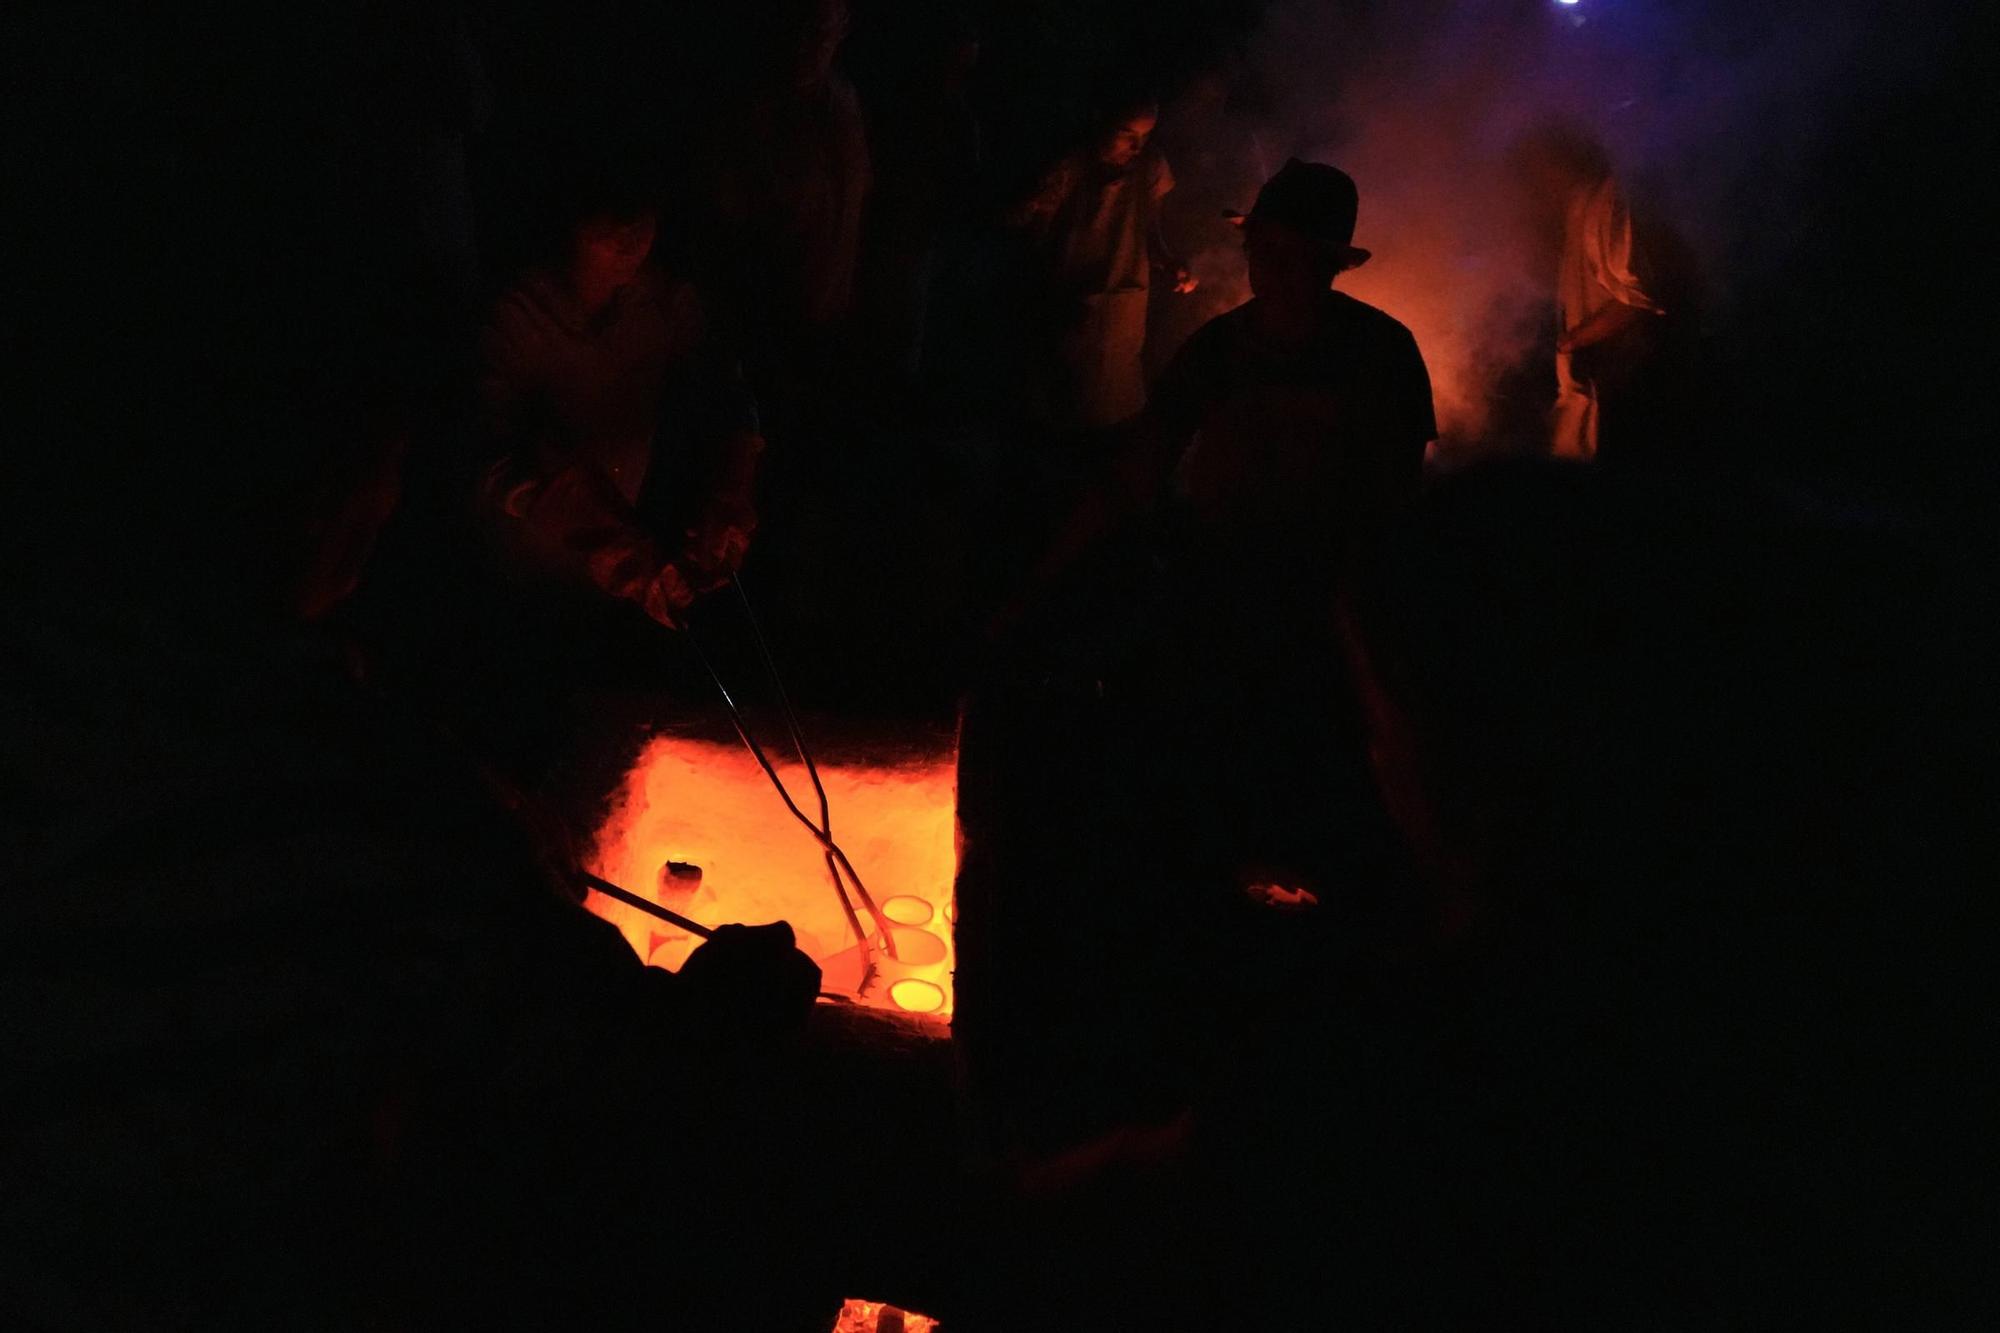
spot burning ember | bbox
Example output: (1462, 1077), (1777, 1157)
(587, 729), (958, 1015)
(832, 1299), (939, 1333)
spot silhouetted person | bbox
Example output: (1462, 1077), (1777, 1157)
(1008, 92), (1196, 431)
(1511, 123), (1667, 462)
(378, 161), (770, 791)
(998, 161), (1434, 633)
(1145, 52), (1277, 380)
(1147, 158), (1434, 557)
(707, 0), (873, 408)
(0, 16), (844, 1327)
(1001, 157), (1435, 719)
(473, 167), (763, 626)
(960, 163), (1436, 1178)
(2, 14), (982, 1323)
(850, 1), (981, 388)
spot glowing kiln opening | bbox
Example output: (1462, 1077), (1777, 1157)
(587, 729), (958, 1016)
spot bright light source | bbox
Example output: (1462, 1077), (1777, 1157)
(889, 979), (946, 1013)
(1556, 0), (1581, 6)
(881, 895), (935, 926)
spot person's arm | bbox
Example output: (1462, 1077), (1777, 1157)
(1563, 179), (1663, 356)
(1557, 298), (1650, 354)
(1003, 158), (1072, 233)
(1148, 217), (1197, 294)
(672, 288), (765, 588)
(1145, 151), (1196, 294)
(470, 298), (693, 627)
(683, 416), (764, 589)
(476, 455), (694, 626)
(471, 295), (536, 453)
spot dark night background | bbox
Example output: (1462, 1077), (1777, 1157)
(8, 0), (1991, 532)
(3, 1), (1993, 1328)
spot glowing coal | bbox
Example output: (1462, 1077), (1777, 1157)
(833, 1299), (938, 1333)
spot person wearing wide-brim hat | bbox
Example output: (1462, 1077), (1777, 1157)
(1006, 157), (1436, 599)
(1145, 156), (1435, 554)
(1221, 156), (1374, 275)
(997, 157), (1438, 889)
(1116, 158), (1437, 904)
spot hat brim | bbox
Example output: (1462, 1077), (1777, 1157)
(1224, 210), (1372, 270)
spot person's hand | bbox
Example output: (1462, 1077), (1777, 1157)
(637, 561), (696, 629)
(1236, 863), (1323, 917)
(685, 492), (758, 586)
(677, 921), (822, 1036)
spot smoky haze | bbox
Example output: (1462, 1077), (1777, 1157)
(1153, 0), (1938, 454)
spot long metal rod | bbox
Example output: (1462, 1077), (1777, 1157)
(728, 577), (866, 951)
(682, 625), (867, 949)
(734, 576), (835, 843)
(579, 869), (714, 940)
(729, 574), (898, 947)
(682, 621), (895, 960)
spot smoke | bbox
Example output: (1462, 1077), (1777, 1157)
(1158, 0), (1942, 454)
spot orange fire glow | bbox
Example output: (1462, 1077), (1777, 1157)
(832, 1298), (939, 1333)
(586, 732), (958, 1015)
